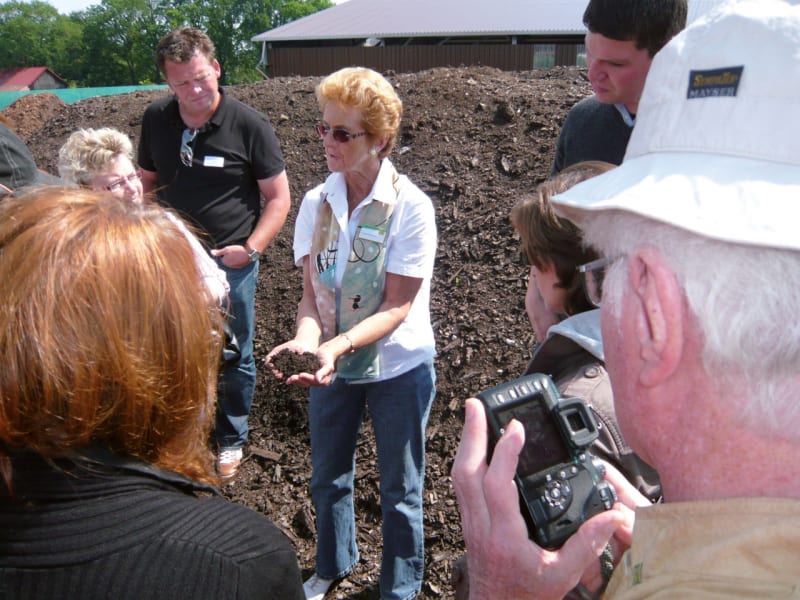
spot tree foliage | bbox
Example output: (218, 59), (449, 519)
(0, 0), (332, 86)
(0, 1), (84, 82)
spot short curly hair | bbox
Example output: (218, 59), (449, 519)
(57, 127), (133, 187)
(316, 67), (403, 159)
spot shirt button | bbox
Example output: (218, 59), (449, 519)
(584, 366), (600, 378)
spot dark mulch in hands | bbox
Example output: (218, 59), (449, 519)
(269, 349), (321, 379)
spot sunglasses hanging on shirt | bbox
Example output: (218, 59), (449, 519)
(180, 128), (199, 167)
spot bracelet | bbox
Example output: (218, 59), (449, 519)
(341, 333), (356, 353)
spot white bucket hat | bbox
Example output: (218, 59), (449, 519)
(552, 0), (800, 251)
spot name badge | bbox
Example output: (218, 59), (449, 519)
(204, 156), (225, 168)
(357, 225), (387, 243)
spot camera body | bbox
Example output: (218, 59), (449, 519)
(476, 372), (617, 549)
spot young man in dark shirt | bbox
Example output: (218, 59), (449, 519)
(551, 0), (687, 176)
(531, 0), (688, 342)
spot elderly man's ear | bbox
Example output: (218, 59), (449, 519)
(627, 247), (685, 388)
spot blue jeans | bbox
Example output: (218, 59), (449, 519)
(215, 259), (258, 449)
(309, 360), (436, 600)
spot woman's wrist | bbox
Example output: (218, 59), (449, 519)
(340, 332), (356, 354)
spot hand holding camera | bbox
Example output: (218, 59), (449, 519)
(476, 372), (617, 549)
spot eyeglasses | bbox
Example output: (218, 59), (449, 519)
(180, 128), (199, 167)
(577, 256), (618, 308)
(105, 169), (142, 193)
(315, 122), (368, 143)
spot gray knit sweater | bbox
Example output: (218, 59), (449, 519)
(550, 96), (633, 175)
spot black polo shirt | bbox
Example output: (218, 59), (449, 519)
(138, 89), (285, 248)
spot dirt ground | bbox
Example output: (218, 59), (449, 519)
(5, 66), (591, 599)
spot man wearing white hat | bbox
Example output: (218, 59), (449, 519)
(452, 1), (800, 598)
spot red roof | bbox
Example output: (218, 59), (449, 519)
(0, 67), (64, 91)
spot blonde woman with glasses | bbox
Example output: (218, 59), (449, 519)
(267, 67), (437, 600)
(58, 127), (229, 306)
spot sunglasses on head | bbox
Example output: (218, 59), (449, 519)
(315, 122), (368, 143)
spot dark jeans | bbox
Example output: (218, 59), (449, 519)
(215, 259), (258, 449)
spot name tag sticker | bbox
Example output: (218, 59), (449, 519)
(687, 66), (744, 99)
(357, 225), (386, 243)
(204, 156), (225, 168)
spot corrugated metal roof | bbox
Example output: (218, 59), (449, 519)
(253, 0), (732, 44)
(685, 0), (800, 22)
(0, 67), (50, 91)
(253, 0), (589, 42)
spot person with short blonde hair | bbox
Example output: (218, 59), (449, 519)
(58, 126), (229, 306)
(267, 66), (437, 600)
(0, 187), (304, 599)
(316, 66), (403, 159)
(57, 127), (135, 188)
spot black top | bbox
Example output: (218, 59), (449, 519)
(0, 447), (304, 600)
(550, 96), (633, 176)
(138, 89), (285, 248)
(0, 122), (60, 195)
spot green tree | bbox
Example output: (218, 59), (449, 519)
(79, 0), (165, 85)
(159, 0), (332, 84)
(0, 1), (84, 84)
(1, 0), (332, 86)
(49, 16), (87, 84)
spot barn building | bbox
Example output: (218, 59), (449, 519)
(0, 67), (68, 92)
(252, 0), (730, 77)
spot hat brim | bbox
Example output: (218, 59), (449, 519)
(551, 152), (800, 251)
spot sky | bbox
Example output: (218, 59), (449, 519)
(45, 0), (348, 15)
(48, 0), (95, 14)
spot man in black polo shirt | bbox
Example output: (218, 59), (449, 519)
(138, 27), (291, 480)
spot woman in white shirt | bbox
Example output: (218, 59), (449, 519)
(267, 67), (437, 600)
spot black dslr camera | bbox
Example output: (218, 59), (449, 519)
(476, 372), (617, 549)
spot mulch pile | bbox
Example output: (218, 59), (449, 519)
(6, 65), (591, 599)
